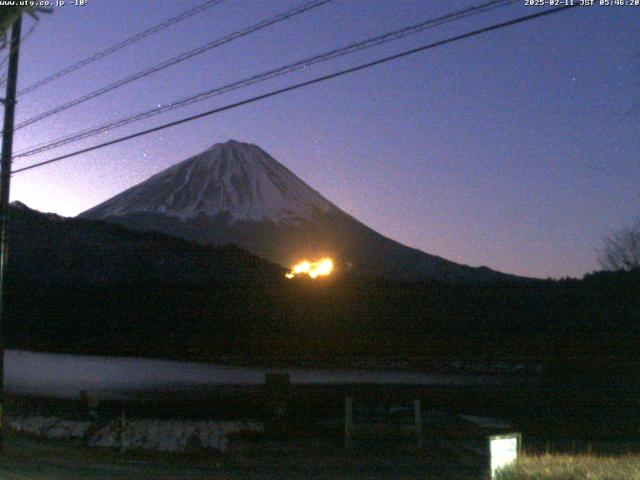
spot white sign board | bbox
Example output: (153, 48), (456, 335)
(489, 433), (521, 479)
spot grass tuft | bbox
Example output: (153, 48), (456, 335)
(497, 453), (640, 480)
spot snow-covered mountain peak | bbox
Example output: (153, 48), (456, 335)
(80, 140), (336, 224)
(205, 138), (252, 153)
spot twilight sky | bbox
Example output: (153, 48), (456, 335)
(6, 0), (639, 279)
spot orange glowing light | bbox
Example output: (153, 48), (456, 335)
(286, 258), (334, 279)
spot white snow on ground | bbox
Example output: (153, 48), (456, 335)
(8, 416), (93, 440)
(8, 416), (262, 453)
(4, 350), (504, 399)
(88, 419), (261, 452)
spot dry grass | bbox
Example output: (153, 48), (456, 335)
(497, 453), (640, 480)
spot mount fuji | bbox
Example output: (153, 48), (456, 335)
(80, 140), (516, 282)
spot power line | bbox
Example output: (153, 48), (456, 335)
(15, 0), (516, 158)
(13, 5), (578, 176)
(15, 0), (513, 157)
(12, 0), (226, 96)
(13, 0), (332, 131)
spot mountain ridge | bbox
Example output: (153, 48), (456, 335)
(7, 200), (283, 287)
(80, 139), (525, 283)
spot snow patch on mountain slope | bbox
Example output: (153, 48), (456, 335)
(81, 140), (336, 225)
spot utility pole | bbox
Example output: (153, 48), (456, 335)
(0, 14), (22, 453)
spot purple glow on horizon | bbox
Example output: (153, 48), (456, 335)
(7, 0), (639, 279)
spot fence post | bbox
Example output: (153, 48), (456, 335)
(345, 396), (353, 449)
(264, 372), (291, 436)
(414, 399), (422, 448)
(119, 409), (126, 455)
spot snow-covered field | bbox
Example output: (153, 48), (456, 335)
(5, 349), (506, 399)
(8, 415), (262, 453)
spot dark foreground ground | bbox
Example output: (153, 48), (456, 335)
(3, 361), (639, 480)
(0, 431), (484, 480)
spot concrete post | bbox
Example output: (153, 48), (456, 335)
(345, 396), (353, 449)
(414, 399), (422, 448)
(264, 372), (290, 436)
(119, 409), (126, 455)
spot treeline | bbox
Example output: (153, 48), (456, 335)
(5, 268), (638, 374)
